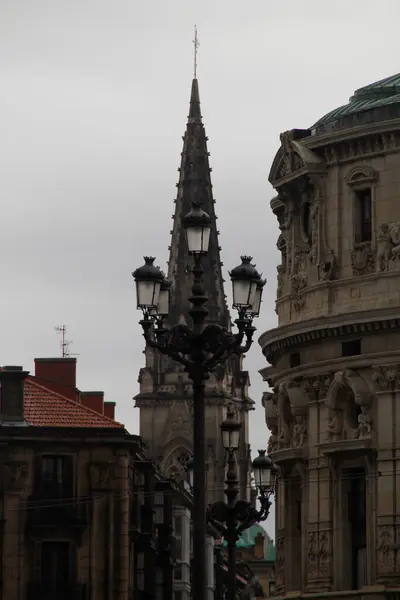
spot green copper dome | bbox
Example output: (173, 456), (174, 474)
(312, 73), (400, 133)
(221, 523), (275, 561)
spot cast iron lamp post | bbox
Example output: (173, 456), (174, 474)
(206, 408), (277, 600)
(133, 198), (265, 600)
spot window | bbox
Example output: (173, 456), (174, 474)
(342, 340), (361, 357)
(174, 592), (182, 600)
(355, 189), (372, 242)
(290, 353), (301, 368)
(39, 455), (73, 498)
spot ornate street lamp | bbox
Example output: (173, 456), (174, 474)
(133, 199), (265, 600)
(206, 407), (276, 600)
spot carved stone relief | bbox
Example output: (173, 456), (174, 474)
(307, 374), (334, 400)
(275, 536), (285, 590)
(319, 248), (337, 281)
(325, 370), (374, 441)
(354, 405), (372, 438)
(307, 530), (332, 581)
(377, 526), (396, 574)
(291, 249), (308, 312)
(351, 242), (375, 276)
(372, 364), (400, 391)
(276, 264), (285, 299)
(277, 384), (293, 448)
(4, 461), (28, 491)
(291, 415), (307, 448)
(376, 221), (400, 271)
(279, 208), (293, 275)
(164, 448), (191, 483)
(307, 532), (319, 578)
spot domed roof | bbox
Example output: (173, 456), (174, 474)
(312, 73), (400, 133)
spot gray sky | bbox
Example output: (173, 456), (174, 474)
(1, 0), (400, 536)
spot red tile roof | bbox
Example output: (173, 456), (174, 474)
(24, 379), (124, 429)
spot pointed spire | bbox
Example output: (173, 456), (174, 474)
(189, 78), (202, 122)
(167, 78), (229, 328)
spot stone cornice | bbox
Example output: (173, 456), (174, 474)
(258, 307), (400, 365)
(306, 117), (400, 150)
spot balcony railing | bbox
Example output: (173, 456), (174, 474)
(27, 582), (87, 600)
(25, 495), (90, 530)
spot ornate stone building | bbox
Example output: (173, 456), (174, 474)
(135, 78), (254, 504)
(259, 73), (400, 597)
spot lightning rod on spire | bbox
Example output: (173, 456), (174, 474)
(193, 25), (199, 79)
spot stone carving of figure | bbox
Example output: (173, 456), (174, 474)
(279, 209), (293, 274)
(377, 223), (392, 272)
(292, 416), (307, 448)
(390, 222), (400, 261)
(320, 249), (337, 281)
(326, 409), (343, 442)
(354, 406), (372, 438)
(268, 425), (279, 453)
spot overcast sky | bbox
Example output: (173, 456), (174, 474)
(1, 0), (400, 536)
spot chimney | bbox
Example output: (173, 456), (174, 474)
(0, 366), (29, 423)
(104, 401), (116, 420)
(254, 532), (265, 559)
(81, 391), (104, 415)
(34, 358), (77, 401)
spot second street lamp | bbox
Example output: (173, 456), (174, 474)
(133, 197), (265, 600)
(207, 407), (277, 600)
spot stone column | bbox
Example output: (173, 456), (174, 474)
(306, 375), (334, 592)
(114, 451), (130, 600)
(89, 461), (116, 598)
(372, 366), (400, 584)
(3, 461), (28, 600)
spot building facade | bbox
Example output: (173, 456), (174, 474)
(135, 77), (254, 504)
(259, 73), (400, 598)
(0, 358), (189, 600)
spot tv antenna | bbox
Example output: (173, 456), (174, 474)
(54, 325), (72, 357)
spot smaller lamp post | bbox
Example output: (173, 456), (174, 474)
(206, 407), (277, 600)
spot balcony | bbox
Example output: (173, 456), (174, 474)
(27, 582), (87, 600)
(25, 495), (90, 532)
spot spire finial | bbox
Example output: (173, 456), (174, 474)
(193, 25), (199, 79)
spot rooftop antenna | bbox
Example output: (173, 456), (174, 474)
(54, 325), (72, 358)
(193, 25), (199, 79)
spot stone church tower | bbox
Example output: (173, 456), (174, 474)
(260, 73), (400, 597)
(135, 78), (253, 503)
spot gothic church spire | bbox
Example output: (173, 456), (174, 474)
(167, 78), (229, 327)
